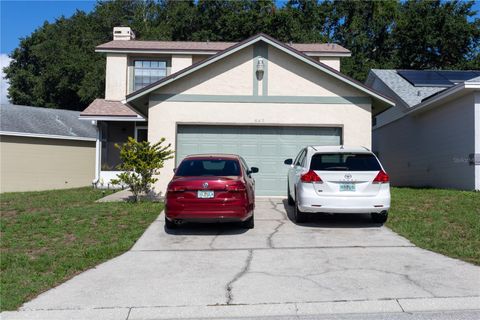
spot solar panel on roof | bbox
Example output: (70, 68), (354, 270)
(436, 71), (480, 83)
(397, 70), (453, 87)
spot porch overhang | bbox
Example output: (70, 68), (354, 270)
(80, 99), (147, 121)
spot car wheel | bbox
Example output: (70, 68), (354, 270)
(371, 211), (388, 224)
(165, 215), (177, 229)
(287, 182), (294, 206)
(242, 213), (254, 229)
(294, 194), (307, 223)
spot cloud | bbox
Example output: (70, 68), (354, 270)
(1, 54), (12, 104)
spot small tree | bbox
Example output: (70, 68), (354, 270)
(111, 137), (174, 202)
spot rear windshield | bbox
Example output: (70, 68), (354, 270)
(310, 153), (381, 171)
(176, 159), (241, 176)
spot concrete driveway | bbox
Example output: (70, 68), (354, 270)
(4, 199), (480, 319)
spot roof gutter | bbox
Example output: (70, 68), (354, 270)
(407, 81), (480, 115)
(0, 131), (97, 142)
(95, 49), (351, 58)
(78, 116), (146, 122)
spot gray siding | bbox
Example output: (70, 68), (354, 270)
(373, 93), (476, 190)
(370, 78), (407, 128)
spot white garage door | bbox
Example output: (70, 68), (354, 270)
(176, 125), (341, 196)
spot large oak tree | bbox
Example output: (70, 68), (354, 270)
(3, 0), (479, 110)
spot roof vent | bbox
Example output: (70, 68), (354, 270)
(113, 27), (135, 41)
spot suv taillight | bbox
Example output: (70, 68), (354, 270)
(373, 170), (389, 183)
(300, 170), (322, 183)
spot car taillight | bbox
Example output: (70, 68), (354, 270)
(226, 183), (246, 192)
(300, 170), (322, 183)
(373, 170), (389, 183)
(167, 185), (185, 192)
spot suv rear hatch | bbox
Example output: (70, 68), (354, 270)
(307, 152), (387, 197)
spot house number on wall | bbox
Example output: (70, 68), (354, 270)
(254, 119), (265, 123)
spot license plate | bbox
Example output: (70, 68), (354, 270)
(339, 183), (356, 192)
(197, 190), (214, 198)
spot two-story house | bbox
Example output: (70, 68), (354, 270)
(80, 27), (394, 196)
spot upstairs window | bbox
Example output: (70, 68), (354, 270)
(134, 60), (167, 91)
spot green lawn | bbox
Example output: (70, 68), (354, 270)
(0, 187), (163, 311)
(387, 187), (480, 266)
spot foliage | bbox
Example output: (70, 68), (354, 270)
(110, 137), (174, 201)
(0, 187), (163, 311)
(394, 0), (480, 70)
(387, 187), (480, 266)
(3, 0), (480, 109)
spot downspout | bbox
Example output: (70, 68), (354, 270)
(92, 120), (101, 185)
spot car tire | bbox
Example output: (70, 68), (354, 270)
(371, 211), (388, 224)
(165, 215), (177, 229)
(294, 194), (307, 223)
(242, 213), (254, 229)
(287, 183), (294, 206)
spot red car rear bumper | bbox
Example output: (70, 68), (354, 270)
(165, 198), (252, 222)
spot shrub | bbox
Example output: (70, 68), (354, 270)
(111, 137), (174, 202)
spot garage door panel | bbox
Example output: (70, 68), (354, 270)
(176, 125), (341, 196)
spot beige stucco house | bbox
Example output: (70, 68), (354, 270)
(80, 27), (394, 196)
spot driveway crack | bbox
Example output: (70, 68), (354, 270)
(225, 249), (253, 305)
(208, 230), (223, 249)
(269, 199), (288, 220)
(356, 267), (438, 297)
(267, 220), (285, 248)
(250, 271), (334, 292)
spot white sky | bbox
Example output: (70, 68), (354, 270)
(1, 54), (12, 104)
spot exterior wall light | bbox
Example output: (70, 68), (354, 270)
(256, 57), (265, 80)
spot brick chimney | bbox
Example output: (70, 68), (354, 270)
(113, 27), (135, 41)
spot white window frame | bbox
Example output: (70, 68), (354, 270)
(133, 59), (168, 91)
(134, 125), (148, 142)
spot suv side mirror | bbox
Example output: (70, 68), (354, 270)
(173, 168), (176, 173)
(250, 167), (259, 174)
(284, 158), (293, 165)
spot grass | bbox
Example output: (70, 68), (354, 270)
(387, 187), (480, 266)
(0, 187), (163, 311)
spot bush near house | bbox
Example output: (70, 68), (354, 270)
(0, 187), (163, 311)
(111, 137), (174, 202)
(387, 187), (480, 266)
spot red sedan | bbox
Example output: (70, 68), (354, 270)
(165, 154), (258, 229)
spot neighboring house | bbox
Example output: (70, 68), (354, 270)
(366, 69), (480, 190)
(0, 104), (97, 192)
(80, 27), (394, 196)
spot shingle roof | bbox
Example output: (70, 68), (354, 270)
(0, 104), (96, 139)
(96, 40), (236, 52)
(368, 69), (447, 107)
(96, 40), (350, 55)
(80, 99), (140, 117)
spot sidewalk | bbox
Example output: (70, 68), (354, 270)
(95, 189), (163, 203)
